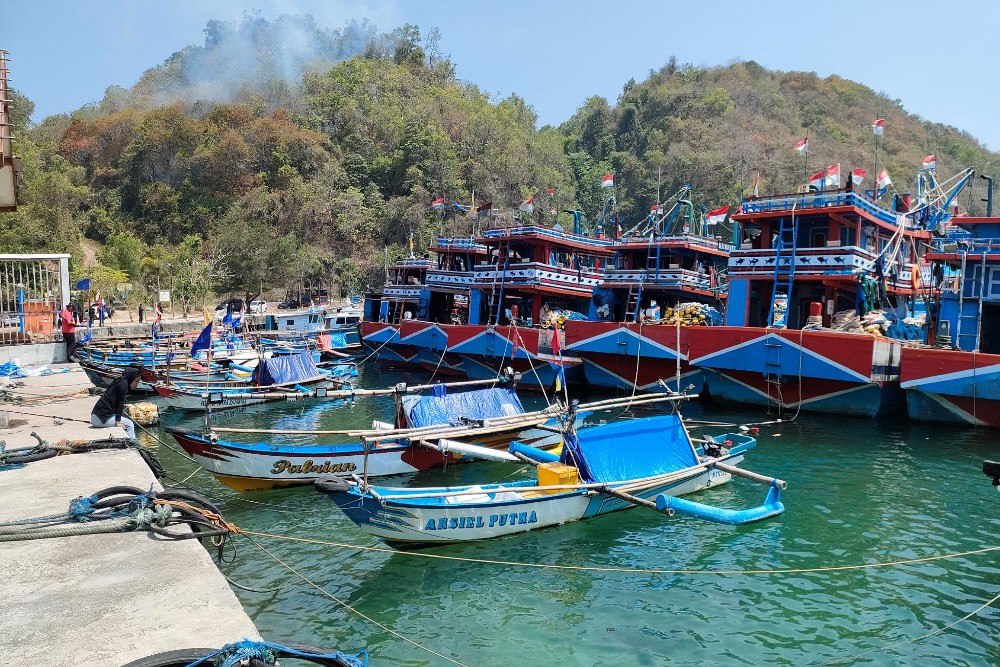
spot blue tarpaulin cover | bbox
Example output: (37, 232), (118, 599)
(404, 387), (525, 428)
(253, 353), (321, 386)
(562, 415), (698, 483)
(328, 331), (348, 349)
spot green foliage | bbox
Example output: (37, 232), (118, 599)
(3, 21), (999, 300)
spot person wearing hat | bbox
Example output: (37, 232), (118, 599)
(90, 367), (141, 438)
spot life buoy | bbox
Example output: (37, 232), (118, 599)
(910, 263), (922, 292)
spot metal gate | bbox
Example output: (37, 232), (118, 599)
(0, 254), (71, 346)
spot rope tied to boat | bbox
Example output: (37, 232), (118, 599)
(179, 638), (369, 667)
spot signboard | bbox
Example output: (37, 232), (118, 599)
(158, 290), (171, 303)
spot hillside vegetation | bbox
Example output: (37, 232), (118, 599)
(3, 16), (997, 308)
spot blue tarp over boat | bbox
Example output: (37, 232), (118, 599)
(252, 353), (321, 386)
(562, 415), (698, 483)
(404, 386), (525, 428)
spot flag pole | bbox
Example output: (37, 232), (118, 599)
(873, 116), (881, 200)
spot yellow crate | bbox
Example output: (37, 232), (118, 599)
(537, 462), (579, 494)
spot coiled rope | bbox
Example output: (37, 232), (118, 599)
(179, 639), (368, 667)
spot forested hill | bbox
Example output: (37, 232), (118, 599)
(560, 58), (998, 219)
(3, 16), (998, 305)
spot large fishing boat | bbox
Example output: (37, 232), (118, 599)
(687, 171), (972, 418)
(566, 186), (731, 393)
(359, 252), (434, 367)
(901, 178), (1000, 426)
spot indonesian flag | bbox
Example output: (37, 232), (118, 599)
(600, 174), (615, 189)
(793, 136), (808, 154)
(825, 163), (841, 187)
(922, 154), (936, 171)
(430, 197), (446, 210)
(752, 173), (760, 197)
(809, 169), (827, 190)
(851, 168), (867, 186)
(876, 169), (892, 190)
(546, 188), (555, 195)
(519, 197), (534, 214)
(705, 205), (730, 226)
(872, 118), (885, 136)
(650, 203), (664, 216)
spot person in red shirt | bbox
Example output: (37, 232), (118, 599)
(60, 303), (77, 362)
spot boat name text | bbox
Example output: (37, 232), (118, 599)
(423, 511), (538, 531)
(270, 459), (357, 475)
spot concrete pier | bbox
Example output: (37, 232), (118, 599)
(0, 364), (259, 666)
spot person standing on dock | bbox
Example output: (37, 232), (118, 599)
(60, 303), (77, 362)
(138, 303), (145, 323)
(90, 367), (141, 438)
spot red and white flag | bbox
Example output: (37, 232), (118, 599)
(546, 188), (555, 195)
(825, 163), (841, 187)
(599, 174), (614, 189)
(876, 169), (892, 190)
(705, 205), (730, 226)
(809, 169), (827, 190)
(922, 154), (936, 171)
(430, 197), (446, 210)
(752, 173), (760, 197)
(872, 118), (885, 136)
(519, 197), (534, 214)
(851, 168), (867, 186)
(793, 136), (808, 154)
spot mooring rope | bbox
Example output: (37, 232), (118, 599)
(239, 532), (474, 667)
(237, 529), (1000, 576)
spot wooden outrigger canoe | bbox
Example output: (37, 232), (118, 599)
(314, 410), (785, 546)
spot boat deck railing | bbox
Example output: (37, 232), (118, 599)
(740, 190), (906, 227)
(433, 238), (487, 252)
(616, 233), (735, 253)
(603, 267), (711, 291)
(929, 237), (1000, 254)
(480, 225), (615, 249)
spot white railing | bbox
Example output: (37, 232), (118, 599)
(0, 254), (71, 346)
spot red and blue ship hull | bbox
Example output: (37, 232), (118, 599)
(900, 347), (1000, 427)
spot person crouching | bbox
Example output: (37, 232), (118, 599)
(91, 367), (141, 438)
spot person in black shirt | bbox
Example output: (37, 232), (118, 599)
(90, 367), (141, 438)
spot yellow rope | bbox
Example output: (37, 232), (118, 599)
(239, 533), (474, 667)
(238, 529), (1000, 576)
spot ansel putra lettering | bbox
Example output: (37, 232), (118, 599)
(270, 460), (357, 475)
(423, 511), (538, 531)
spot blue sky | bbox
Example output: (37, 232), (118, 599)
(4, 0), (999, 150)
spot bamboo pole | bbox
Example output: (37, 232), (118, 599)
(713, 461), (786, 489)
(210, 391), (698, 436)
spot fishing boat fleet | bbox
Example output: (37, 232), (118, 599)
(361, 167), (1000, 428)
(67, 159), (1000, 549)
(74, 312), (788, 545)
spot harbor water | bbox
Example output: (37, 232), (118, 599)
(144, 366), (1000, 666)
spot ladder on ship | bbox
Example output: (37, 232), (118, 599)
(626, 235), (660, 322)
(955, 249), (988, 351)
(767, 213), (799, 328)
(486, 237), (511, 326)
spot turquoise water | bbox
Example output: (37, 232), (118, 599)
(144, 367), (1000, 666)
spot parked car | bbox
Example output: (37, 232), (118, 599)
(277, 298), (300, 310)
(214, 298), (245, 321)
(249, 300), (267, 313)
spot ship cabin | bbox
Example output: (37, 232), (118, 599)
(598, 233), (732, 323)
(363, 256), (433, 325)
(925, 216), (1000, 353)
(468, 225), (615, 326)
(423, 237), (488, 325)
(726, 187), (930, 330)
